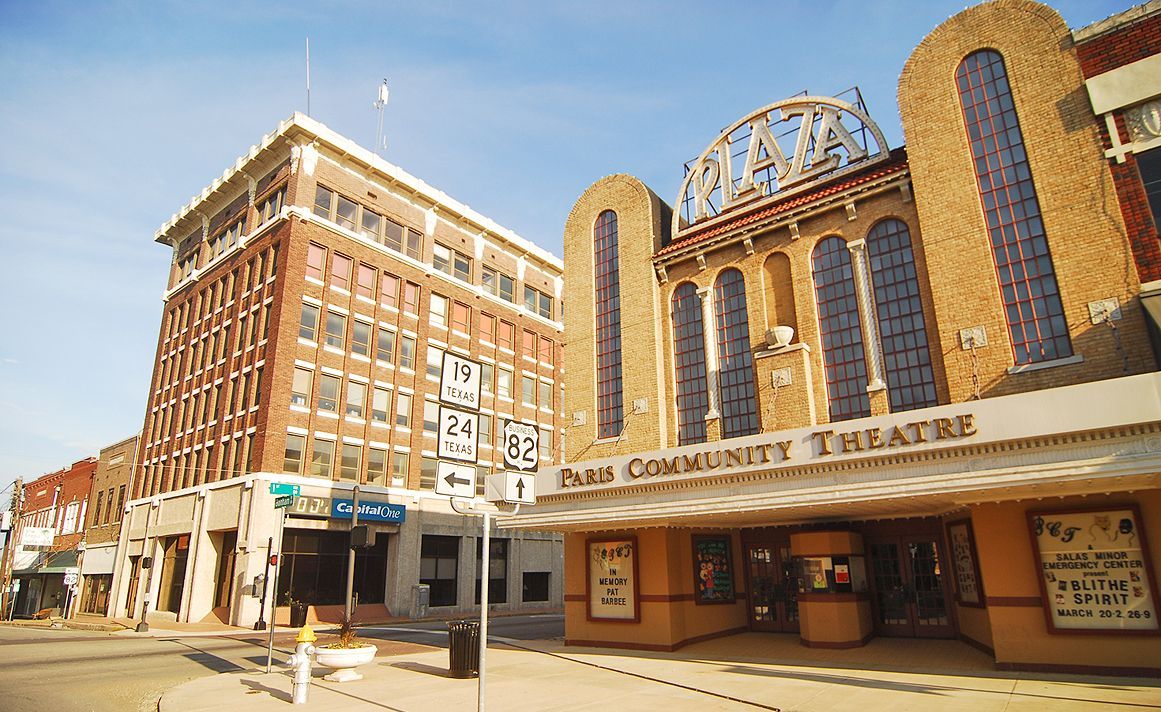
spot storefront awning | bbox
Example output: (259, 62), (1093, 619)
(36, 550), (79, 573)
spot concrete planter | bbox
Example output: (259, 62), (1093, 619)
(316, 644), (377, 682)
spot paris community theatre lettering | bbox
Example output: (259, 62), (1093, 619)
(559, 414), (977, 489)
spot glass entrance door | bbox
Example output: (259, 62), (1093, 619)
(745, 543), (799, 633)
(868, 537), (954, 638)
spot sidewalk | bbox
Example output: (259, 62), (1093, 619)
(161, 633), (1161, 712)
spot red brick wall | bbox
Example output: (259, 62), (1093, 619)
(1075, 13), (1161, 76)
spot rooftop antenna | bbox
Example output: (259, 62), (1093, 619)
(374, 79), (390, 156)
(305, 38), (311, 117)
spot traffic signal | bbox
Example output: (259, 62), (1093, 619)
(350, 524), (370, 548)
(269, 553), (279, 567)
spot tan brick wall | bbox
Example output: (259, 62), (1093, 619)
(898, 0), (1153, 400)
(85, 435), (139, 546)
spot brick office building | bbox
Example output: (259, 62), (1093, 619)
(77, 434), (138, 615)
(109, 114), (563, 626)
(10, 458), (96, 618)
(504, 0), (1161, 676)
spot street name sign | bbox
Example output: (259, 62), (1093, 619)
(274, 494), (295, 509)
(438, 405), (480, 464)
(439, 352), (481, 410)
(435, 461), (477, 499)
(502, 420), (539, 473)
(269, 483), (301, 497)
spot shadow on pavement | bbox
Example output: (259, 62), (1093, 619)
(385, 660), (455, 677)
(168, 639), (246, 673)
(241, 677), (291, 703)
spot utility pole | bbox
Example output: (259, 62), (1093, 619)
(344, 486), (360, 622)
(0, 479), (24, 621)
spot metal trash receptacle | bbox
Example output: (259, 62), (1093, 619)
(447, 619), (480, 678)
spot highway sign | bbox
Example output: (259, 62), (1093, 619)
(435, 461), (477, 499)
(274, 494), (295, 509)
(502, 420), (539, 473)
(439, 352), (481, 411)
(504, 470), (535, 504)
(438, 405), (480, 463)
(269, 483), (301, 497)
(63, 572), (78, 586)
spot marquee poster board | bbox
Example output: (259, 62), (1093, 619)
(946, 519), (984, 607)
(1029, 506), (1159, 633)
(587, 536), (639, 622)
(692, 535), (735, 604)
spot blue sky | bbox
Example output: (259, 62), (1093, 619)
(0, 0), (1128, 494)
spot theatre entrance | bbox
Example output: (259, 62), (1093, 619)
(742, 539), (799, 633)
(866, 534), (954, 638)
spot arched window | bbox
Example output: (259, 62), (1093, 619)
(812, 237), (871, 422)
(594, 210), (623, 439)
(866, 219), (938, 411)
(671, 283), (709, 445)
(713, 269), (758, 439)
(956, 50), (1071, 364)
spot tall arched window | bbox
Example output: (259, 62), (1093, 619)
(812, 237), (871, 422)
(713, 269), (758, 439)
(594, 210), (623, 439)
(956, 50), (1071, 365)
(671, 283), (709, 445)
(867, 219), (938, 411)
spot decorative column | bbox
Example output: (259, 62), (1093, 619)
(846, 240), (886, 393)
(697, 285), (722, 439)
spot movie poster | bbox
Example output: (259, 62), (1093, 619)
(947, 520), (982, 606)
(692, 535), (735, 604)
(1031, 508), (1158, 631)
(588, 538), (637, 621)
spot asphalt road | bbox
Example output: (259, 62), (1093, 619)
(0, 613), (563, 712)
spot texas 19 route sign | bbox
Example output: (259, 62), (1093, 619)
(439, 352), (481, 410)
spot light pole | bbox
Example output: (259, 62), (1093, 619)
(344, 486), (360, 622)
(136, 501), (155, 633)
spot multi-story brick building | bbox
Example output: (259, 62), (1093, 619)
(504, 0), (1161, 676)
(77, 434), (138, 615)
(9, 458), (95, 618)
(109, 113), (564, 626)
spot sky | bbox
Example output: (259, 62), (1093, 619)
(0, 0), (1130, 496)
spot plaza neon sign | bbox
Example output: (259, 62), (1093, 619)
(673, 95), (889, 235)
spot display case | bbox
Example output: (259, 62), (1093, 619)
(794, 555), (867, 594)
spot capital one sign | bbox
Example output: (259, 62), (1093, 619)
(673, 95), (889, 235)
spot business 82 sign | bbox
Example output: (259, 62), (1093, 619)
(502, 420), (539, 473)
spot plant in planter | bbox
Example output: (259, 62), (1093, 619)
(314, 614), (377, 682)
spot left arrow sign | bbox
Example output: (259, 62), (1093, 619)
(434, 461), (477, 499)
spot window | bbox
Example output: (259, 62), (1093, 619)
(313, 185), (333, 218)
(483, 267), (515, 302)
(497, 321), (515, 351)
(346, 381), (366, 418)
(383, 218), (405, 253)
(404, 228), (422, 260)
(399, 335), (416, 370)
(430, 293), (449, 329)
(672, 283), (709, 445)
(259, 187), (285, 222)
(276, 530), (388, 607)
(714, 268), (759, 439)
(339, 443), (360, 481)
(403, 281), (420, 314)
(352, 321), (372, 357)
(372, 387), (390, 423)
(1138, 147), (1161, 225)
(539, 429), (551, 461)
(420, 456), (438, 489)
(957, 50), (1070, 365)
(812, 237), (871, 422)
(367, 447), (387, 486)
(426, 346), (444, 379)
(376, 328), (396, 363)
(391, 451), (409, 484)
(522, 375), (536, 406)
(395, 392), (412, 428)
(523, 572), (550, 602)
(539, 336), (553, 366)
(318, 374), (340, 412)
(284, 434), (305, 473)
(356, 264), (375, 299)
(539, 381), (552, 411)
(331, 253), (352, 291)
(310, 439), (334, 478)
(524, 286), (553, 319)
(420, 535), (459, 607)
(380, 272), (399, 308)
(452, 301), (470, 334)
(324, 311), (346, 349)
(335, 194), (357, 231)
(434, 244), (472, 282)
(522, 330), (536, 360)
(479, 413), (492, 447)
(497, 367), (514, 399)
(93, 491), (104, 529)
(479, 313), (496, 343)
(299, 303), (320, 341)
(480, 363), (494, 396)
(361, 209), (382, 242)
(594, 210), (623, 439)
(866, 219), (938, 411)
(423, 400), (440, 434)
(475, 537), (508, 604)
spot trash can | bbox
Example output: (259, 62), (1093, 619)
(289, 601), (308, 628)
(447, 619), (480, 678)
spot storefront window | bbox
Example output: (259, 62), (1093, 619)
(276, 530), (387, 606)
(421, 535), (459, 607)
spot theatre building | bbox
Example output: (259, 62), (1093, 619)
(504, 0), (1161, 676)
(108, 113), (563, 626)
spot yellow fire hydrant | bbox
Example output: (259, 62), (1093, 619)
(285, 624), (317, 704)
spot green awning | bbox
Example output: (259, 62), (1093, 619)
(37, 550), (79, 573)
